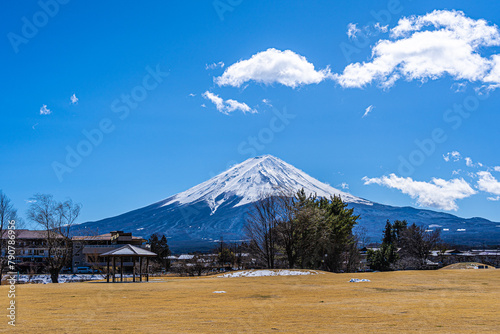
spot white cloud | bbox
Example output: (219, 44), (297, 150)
(487, 196), (500, 201)
(39, 104), (51, 115)
(374, 22), (388, 33)
(215, 48), (333, 88)
(443, 151), (461, 162)
(363, 105), (374, 118)
(70, 94), (78, 104)
(464, 157), (483, 168)
(334, 10), (500, 89)
(452, 169), (461, 175)
(483, 54), (500, 84)
(202, 91), (256, 115)
(262, 99), (272, 106)
(340, 182), (349, 190)
(477, 171), (500, 196)
(362, 173), (476, 211)
(189, 93), (196, 97)
(451, 82), (467, 92)
(347, 23), (361, 39)
(494, 166), (500, 172)
(206, 61), (225, 70)
(201, 103), (206, 108)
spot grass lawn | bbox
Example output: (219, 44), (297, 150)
(2, 269), (499, 333)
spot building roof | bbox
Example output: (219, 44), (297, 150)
(71, 233), (144, 241)
(1, 229), (63, 239)
(177, 254), (195, 260)
(100, 244), (157, 257)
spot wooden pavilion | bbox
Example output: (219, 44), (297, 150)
(101, 244), (157, 283)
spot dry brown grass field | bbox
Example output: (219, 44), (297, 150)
(1, 269), (499, 333)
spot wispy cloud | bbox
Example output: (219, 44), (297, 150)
(202, 91), (256, 115)
(189, 93), (196, 97)
(334, 10), (500, 90)
(40, 104), (51, 115)
(464, 157), (483, 168)
(362, 173), (476, 211)
(215, 48), (333, 88)
(374, 22), (388, 33)
(261, 99), (273, 107)
(363, 105), (374, 118)
(347, 23), (361, 39)
(443, 151), (461, 162)
(70, 93), (78, 104)
(206, 61), (225, 70)
(340, 182), (349, 190)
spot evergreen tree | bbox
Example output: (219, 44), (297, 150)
(367, 220), (407, 271)
(149, 233), (171, 270)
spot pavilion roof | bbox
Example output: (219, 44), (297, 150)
(101, 244), (157, 257)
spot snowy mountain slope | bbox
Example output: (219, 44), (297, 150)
(162, 155), (372, 213)
(74, 155), (500, 251)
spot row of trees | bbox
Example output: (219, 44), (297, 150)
(245, 189), (362, 272)
(367, 220), (442, 270)
(245, 189), (445, 273)
(172, 241), (250, 277)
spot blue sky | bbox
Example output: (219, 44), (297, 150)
(2, 0), (500, 228)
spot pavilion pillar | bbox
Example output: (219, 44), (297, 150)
(112, 257), (116, 283)
(133, 256), (136, 282)
(139, 257), (143, 282)
(120, 256), (124, 282)
(146, 257), (149, 282)
(106, 256), (110, 283)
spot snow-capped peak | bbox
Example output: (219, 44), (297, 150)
(162, 155), (371, 213)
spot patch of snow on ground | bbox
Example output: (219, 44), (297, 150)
(218, 269), (319, 278)
(349, 278), (370, 283)
(10, 274), (113, 284)
(213, 291), (226, 293)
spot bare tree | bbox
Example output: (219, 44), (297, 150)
(244, 193), (286, 269)
(27, 194), (81, 283)
(396, 223), (441, 269)
(0, 191), (22, 280)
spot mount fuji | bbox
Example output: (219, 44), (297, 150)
(75, 155), (500, 251)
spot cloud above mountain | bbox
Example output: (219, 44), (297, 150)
(477, 171), (500, 197)
(214, 48), (333, 88)
(202, 91), (256, 115)
(334, 10), (500, 89)
(362, 173), (476, 211)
